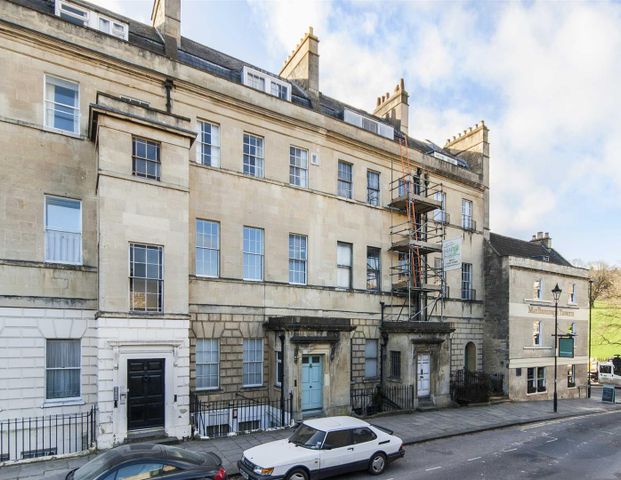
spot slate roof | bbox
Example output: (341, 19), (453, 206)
(10, 0), (469, 168)
(489, 232), (572, 267)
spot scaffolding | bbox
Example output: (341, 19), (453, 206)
(386, 135), (446, 322)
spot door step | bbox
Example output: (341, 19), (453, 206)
(126, 428), (179, 445)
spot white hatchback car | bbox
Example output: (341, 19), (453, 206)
(238, 416), (404, 480)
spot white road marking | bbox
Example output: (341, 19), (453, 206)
(467, 456), (482, 462)
(502, 448), (518, 452)
(545, 437), (558, 443)
(425, 466), (442, 471)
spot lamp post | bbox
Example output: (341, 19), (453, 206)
(588, 279), (593, 399)
(552, 283), (562, 413)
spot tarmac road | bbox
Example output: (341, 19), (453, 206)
(345, 409), (621, 480)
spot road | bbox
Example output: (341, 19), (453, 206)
(346, 409), (621, 480)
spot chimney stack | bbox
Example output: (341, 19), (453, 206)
(530, 231), (552, 249)
(373, 79), (409, 135)
(280, 27), (320, 94)
(151, 0), (181, 58)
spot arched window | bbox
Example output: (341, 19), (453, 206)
(465, 342), (477, 372)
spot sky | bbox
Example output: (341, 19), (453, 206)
(92, 0), (621, 265)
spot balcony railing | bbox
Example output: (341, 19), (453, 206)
(0, 407), (96, 462)
(461, 288), (477, 301)
(45, 229), (82, 264)
(461, 215), (477, 232)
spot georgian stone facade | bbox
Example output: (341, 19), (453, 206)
(0, 0), (490, 451)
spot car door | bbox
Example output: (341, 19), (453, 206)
(99, 462), (182, 480)
(351, 427), (379, 467)
(318, 429), (354, 478)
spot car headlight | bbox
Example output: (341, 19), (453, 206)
(253, 466), (274, 475)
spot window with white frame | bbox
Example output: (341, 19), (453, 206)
(461, 263), (473, 300)
(196, 220), (219, 277)
(45, 196), (82, 265)
(45, 76), (79, 134)
(534, 279), (543, 300)
(243, 227), (264, 281)
(367, 247), (381, 292)
(289, 234), (307, 285)
(569, 283), (576, 304)
(569, 322), (576, 336)
(198, 121), (220, 167)
(527, 366), (546, 394)
(196, 339), (219, 390)
(132, 137), (160, 180)
(243, 134), (264, 177)
(97, 15), (127, 39)
(567, 364), (576, 387)
(338, 161), (353, 199)
(533, 320), (542, 346)
(242, 66), (291, 101)
(243, 338), (263, 387)
(461, 198), (474, 230)
(367, 170), (380, 206)
(56, 1), (88, 26)
(271, 83), (288, 100)
(46, 339), (80, 400)
(129, 243), (163, 312)
(275, 350), (283, 387)
(434, 191), (448, 223)
(289, 146), (308, 187)
(337, 242), (353, 289)
(364, 339), (378, 378)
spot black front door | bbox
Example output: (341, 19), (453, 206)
(127, 359), (165, 430)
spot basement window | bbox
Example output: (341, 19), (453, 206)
(242, 66), (291, 102)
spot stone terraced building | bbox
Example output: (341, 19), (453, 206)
(0, 0), (490, 453)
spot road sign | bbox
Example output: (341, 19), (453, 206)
(602, 385), (616, 403)
(559, 337), (574, 358)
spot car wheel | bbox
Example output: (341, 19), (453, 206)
(286, 468), (309, 480)
(368, 452), (387, 475)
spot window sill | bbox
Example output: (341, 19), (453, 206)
(42, 398), (85, 408)
(43, 126), (83, 139)
(523, 346), (553, 350)
(241, 385), (265, 390)
(44, 259), (83, 267)
(526, 390), (547, 396)
(195, 387), (221, 393)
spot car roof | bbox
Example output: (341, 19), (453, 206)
(303, 416), (370, 431)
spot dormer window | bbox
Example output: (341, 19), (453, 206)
(55, 1), (128, 40)
(242, 66), (291, 102)
(343, 109), (394, 140)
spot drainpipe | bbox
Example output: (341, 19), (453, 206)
(380, 302), (386, 390)
(164, 78), (174, 113)
(280, 333), (286, 425)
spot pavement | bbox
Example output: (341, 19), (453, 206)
(1, 394), (619, 480)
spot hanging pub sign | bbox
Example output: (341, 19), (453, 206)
(558, 336), (574, 358)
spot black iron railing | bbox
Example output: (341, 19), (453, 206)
(190, 393), (293, 439)
(451, 369), (505, 404)
(351, 385), (415, 416)
(0, 406), (96, 462)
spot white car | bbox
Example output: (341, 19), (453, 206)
(237, 416), (405, 480)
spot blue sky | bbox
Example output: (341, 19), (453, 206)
(94, 0), (621, 265)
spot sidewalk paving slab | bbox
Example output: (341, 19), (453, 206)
(1, 397), (619, 480)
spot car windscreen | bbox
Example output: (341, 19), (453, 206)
(289, 424), (326, 449)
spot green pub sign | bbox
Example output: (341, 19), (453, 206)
(558, 337), (574, 358)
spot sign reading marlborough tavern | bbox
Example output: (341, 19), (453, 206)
(442, 238), (462, 272)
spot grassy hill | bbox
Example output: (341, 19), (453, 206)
(591, 301), (621, 360)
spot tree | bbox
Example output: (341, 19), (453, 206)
(589, 263), (615, 307)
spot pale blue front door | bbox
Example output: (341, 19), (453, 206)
(301, 355), (323, 411)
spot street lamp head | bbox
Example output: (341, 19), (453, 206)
(552, 283), (562, 302)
